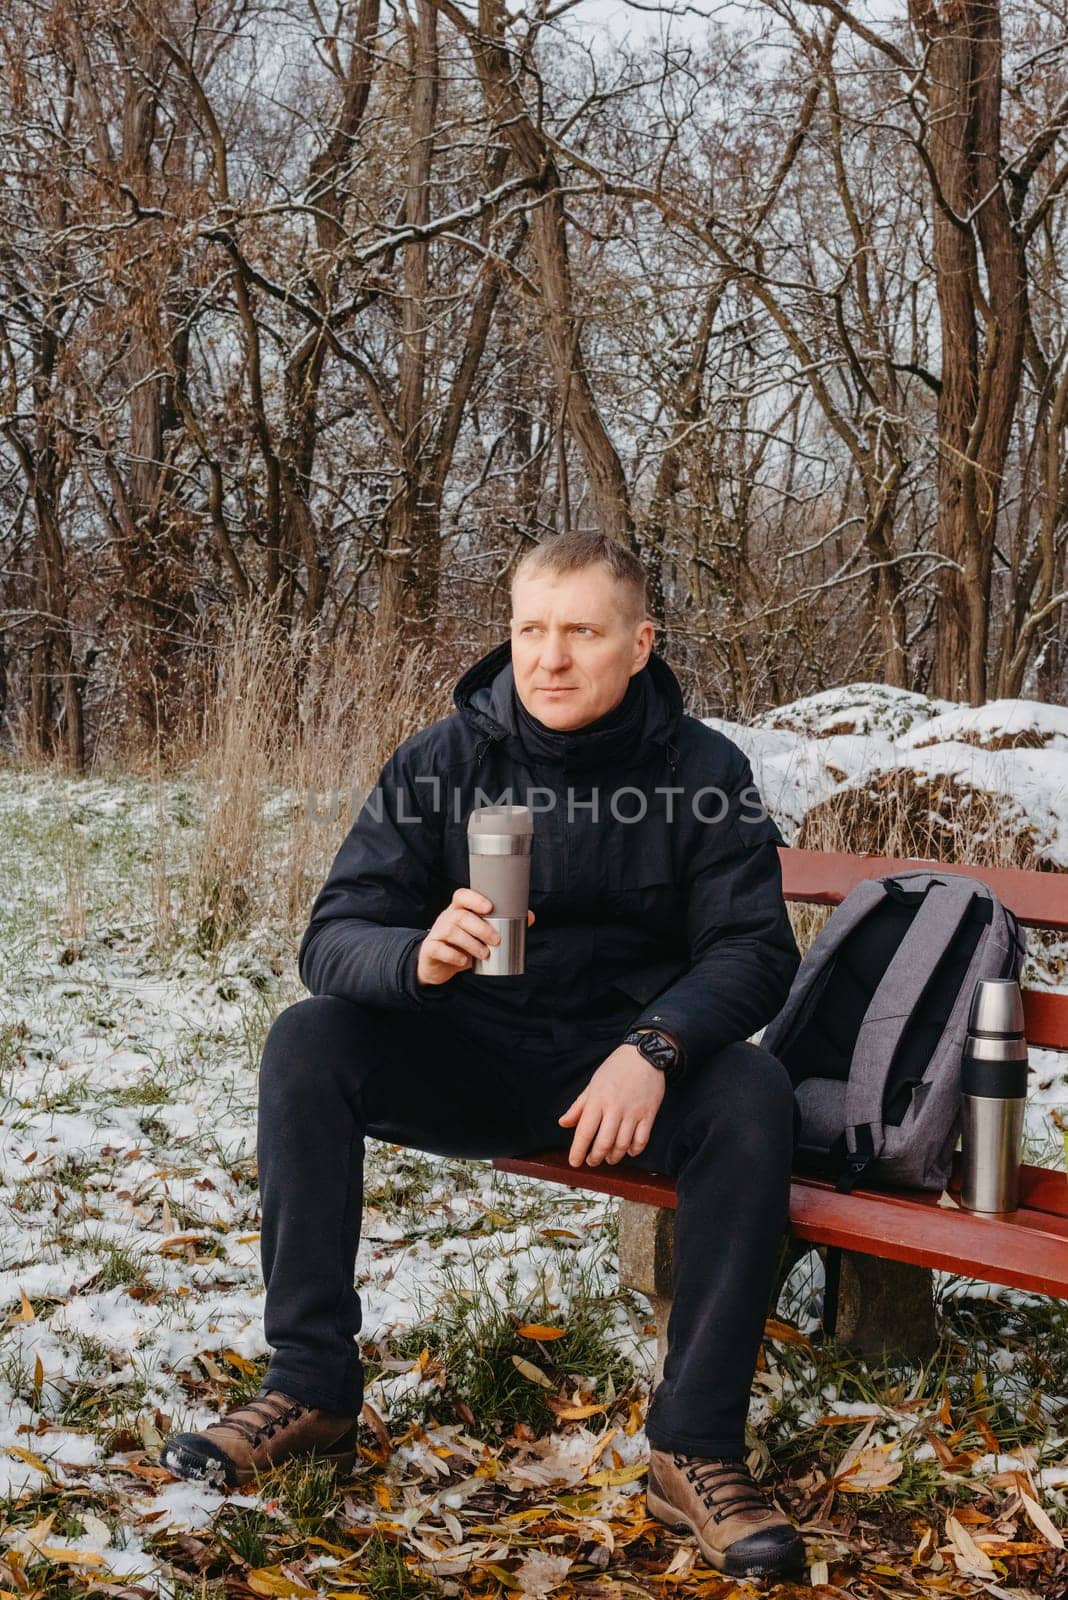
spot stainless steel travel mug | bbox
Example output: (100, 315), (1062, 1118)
(960, 977), (1029, 1214)
(467, 805), (533, 976)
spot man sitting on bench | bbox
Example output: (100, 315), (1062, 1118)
(161, 531), (806, 1581)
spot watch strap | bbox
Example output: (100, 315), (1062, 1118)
(623, 1026), (685, 1085)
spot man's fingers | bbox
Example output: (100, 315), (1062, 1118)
(629, 1119), (652, 1155)
(453, 888), (494, 915)
(568, 1102), (603, 1167)
(606, 1120), (636, 1163)
(427, 938), (471, 968)
(453, 910), (499, 945)
(558, 1091), (585, 1126)
(588, 1111), (623, 1166)
(440, 925), (491, 961)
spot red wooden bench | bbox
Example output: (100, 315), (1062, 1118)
(494, 850), (1068, 1361)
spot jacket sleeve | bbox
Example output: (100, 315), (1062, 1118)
(628, 746), (800, 1067)
(297, 741), (451, 1010)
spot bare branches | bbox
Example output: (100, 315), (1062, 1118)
(2, 0), (1068, 758)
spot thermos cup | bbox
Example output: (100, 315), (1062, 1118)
(960, 977), (1029, 1213)
(467, 805), (533, 976)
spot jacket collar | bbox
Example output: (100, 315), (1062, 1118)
(454, 638), (683, 774)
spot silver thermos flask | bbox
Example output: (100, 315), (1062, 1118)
(960, 977), (1029, 1213)
(466, 805), (533, 976)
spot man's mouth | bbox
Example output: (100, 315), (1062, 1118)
(538, 687), (575, 692)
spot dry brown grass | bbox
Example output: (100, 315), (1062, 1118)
(795, 767), (1058, 870)
(59, 811), (87, 951)
(154, 594), (453, 950)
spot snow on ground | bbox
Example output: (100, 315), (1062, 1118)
(0, 683), (1066, 1591)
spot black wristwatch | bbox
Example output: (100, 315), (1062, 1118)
(623, 1027), (685, 1088)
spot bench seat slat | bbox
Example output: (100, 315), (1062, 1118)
(491, 1151), (1068, 1298)
(788, 1182), (1068, 1297)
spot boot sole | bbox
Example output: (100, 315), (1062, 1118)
(161, 1439), (357, 1491)
(646, 1485), (806, 1579)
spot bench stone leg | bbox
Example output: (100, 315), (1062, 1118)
(617, 1200), (939, 1379)
(830, 1249), (938, 1362)
(617, 1199), (675, 1389)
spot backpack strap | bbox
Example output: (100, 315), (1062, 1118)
(761, 878), (890, 1062)
(842, 877), (981, 1178)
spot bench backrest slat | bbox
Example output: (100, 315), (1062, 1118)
(778, 848), (1068, 931)
(778, 847), (1068, 1051)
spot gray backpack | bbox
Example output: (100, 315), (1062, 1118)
(761, 869), (1027, 1196)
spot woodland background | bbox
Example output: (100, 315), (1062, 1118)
(3, 0), (1068, 772)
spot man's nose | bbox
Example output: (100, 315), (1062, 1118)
(539, 631), (570, 670)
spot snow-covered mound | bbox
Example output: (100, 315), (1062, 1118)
(706, 688), (1068, 871)
(898, 698), (1068, 752)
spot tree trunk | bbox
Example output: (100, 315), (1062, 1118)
(914, 0), (1028, 702)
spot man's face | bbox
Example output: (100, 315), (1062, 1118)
(510, 565), (654, 731)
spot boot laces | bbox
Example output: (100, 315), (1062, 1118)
(212, 1392), (307, 1448)
(673, 1454), (770, 1525)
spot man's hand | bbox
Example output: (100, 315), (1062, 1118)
(416, 888), (536, 986)
(557, 1043), (667, 1167)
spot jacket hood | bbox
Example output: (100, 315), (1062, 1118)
(453, 638), (684, 773)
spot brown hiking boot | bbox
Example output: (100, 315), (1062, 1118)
(646, 1449), (805, 1579)
(160, 1388), (357, 1491)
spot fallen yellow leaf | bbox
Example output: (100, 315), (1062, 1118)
(4, 1445), (55, 1480)
(946, 1512), (995, 1575)
(587, 1461), (648, 1487)
(510, 1355), (555, 1389)
(547, 1400), (606, 1420)
(836, 1445), (904, 1493)
(517, 1324), (567, 1340)
(36, 1548), (105, 1567)
(763, 1316), (813, 1348)
(1021, 1491), (1065, 1550)
(222, 1348), (256, 1375)
(247, 1565), (318, 1597)
(478, 1562), (522, 1588)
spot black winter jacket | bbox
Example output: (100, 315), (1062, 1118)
(298, 640), (801, 1068)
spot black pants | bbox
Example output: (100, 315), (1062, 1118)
(256, 995), (797, 1459)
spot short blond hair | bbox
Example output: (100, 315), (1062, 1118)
(512, 532), (648, 625)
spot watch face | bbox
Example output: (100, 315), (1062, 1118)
(630, 1030), (677, 1071)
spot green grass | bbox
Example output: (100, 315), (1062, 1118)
(381, 1247), (637, 1440)
(214, 1503), (275, 1567)
(361, 1528), (442, 1600)
(270, 1454), (345, 1535)
(223, 1352), (271, 1407)
(79, 1232), (150, 1292)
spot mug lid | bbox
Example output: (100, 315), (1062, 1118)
(467, 804), (534, 838)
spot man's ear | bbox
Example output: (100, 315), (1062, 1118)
(631, 619), (654, 672)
